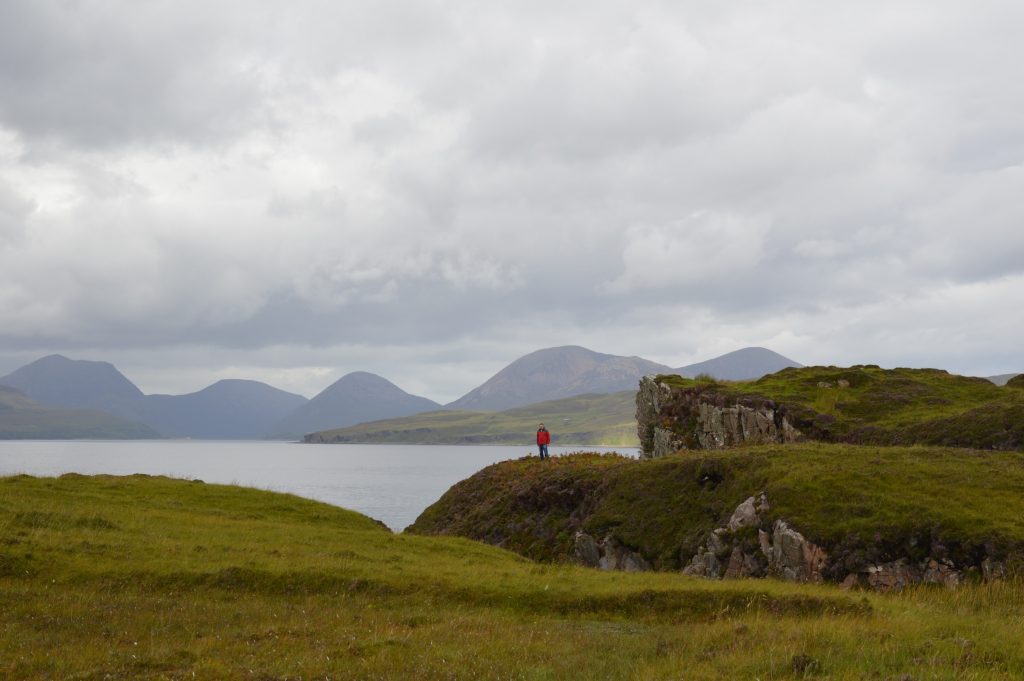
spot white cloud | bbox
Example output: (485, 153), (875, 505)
(0, 0), (1022, 393)
(605, 212), (770, 293)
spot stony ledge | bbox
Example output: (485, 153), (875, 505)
(573, 492), (1004, 591)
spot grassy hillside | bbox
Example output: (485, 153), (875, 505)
(657, 365), (1024, 450)
(4, 473), (1024, 679)
(0, 386), (159, 439)
(306, 391), (639, 446)
(411, 445), (1024, 573)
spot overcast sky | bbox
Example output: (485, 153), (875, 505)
(1, 0), (1022, 402)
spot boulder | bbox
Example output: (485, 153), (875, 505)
(682, 547), (723, 579)
(922, 559), (961, 588)
(573, 531), (601, 568)
(763, 520), (828, 583)
(574, 531), (651, 572)
(599, 536), (651, 572)
(864, 560), (920, 591)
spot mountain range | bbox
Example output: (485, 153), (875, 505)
(0, 385), (159, 439)
(270, 372), (441, 439)
(0, 346), (806, 440)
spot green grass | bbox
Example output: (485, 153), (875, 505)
(656, 365), (1024, 449)
(306, 391), (639, 446)
(411, 445), (1024, 575)
(1, 471), (1024, 679)
(3, 473), (1024, 678)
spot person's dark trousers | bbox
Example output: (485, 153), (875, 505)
(538, 444), (549, 459)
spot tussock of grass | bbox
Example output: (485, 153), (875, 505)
(3, 472), (1024, 679)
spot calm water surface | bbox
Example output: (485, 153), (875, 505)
(0, 441), (637, 530)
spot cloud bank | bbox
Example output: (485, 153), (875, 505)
(1, 0), (1021, 400)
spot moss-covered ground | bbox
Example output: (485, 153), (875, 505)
(411, 445), (1024, 574)
(657, 365), (1024, 449)
(3, 471), (1024, 679)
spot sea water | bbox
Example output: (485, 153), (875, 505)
(0, 440), (637, 530)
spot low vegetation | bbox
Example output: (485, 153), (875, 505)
(305, 391), (639, 446)
(656, 365), (1024, 450)
(410, 445), (1024, 573)
(4, 471), (1024, 679)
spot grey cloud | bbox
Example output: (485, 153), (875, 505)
(0, 0), (1022, 395)
(0, 179), (33, 244)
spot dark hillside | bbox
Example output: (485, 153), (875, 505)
(410, 446), (1024, 584)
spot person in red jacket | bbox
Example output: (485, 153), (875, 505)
(536, 423), (551, 459)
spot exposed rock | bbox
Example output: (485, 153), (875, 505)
(727, 493), (769, 531)
(695, 402), (801, 450)
(636, 376), (801, 457)
(599, 536), (651, 572)
(864, 560), (920, 591)
(763, 520), (828, 583)
(635, 378), (682, 457)
(922, 559), (961, 588)
(682, 547), (723, 579)
(651, 427), (682, 459)
(573, 531), (601, 568)
(817, 381), (833, 388)
(573, 531), (651, 572)
(837, 379), (851, 388)
(723, 547), (762, 579)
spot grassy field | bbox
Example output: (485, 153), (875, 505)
(656, 365), (1024, 450)
(306, 391), (639, 446)
(3, 472), (1024, 679)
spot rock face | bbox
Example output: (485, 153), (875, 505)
(761, 520), (828, 583)
(636, 376), (801, 457)
(678, 494), (992, 591)
(573, 531), (651, 572)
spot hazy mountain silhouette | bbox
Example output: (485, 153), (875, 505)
(270, 371), (441, 438)
(676, 347), (802, 380)
(0, 355), (306, 439)
(0, 354), (144, 416)
(139, 380), (308, 439)
(446, 346), (672, 412)
(0, 385), (158, 439)
(986, 373), (1022, 386)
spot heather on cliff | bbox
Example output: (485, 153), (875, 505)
(638, 365), (1024, 454)
(409, 446), (1024, 580)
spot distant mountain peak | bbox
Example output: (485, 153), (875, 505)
(446, 346), (672, 412)
(676, 347), (802, 381)
(269, 371), (440, 438)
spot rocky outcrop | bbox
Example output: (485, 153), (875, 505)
(636, 376), (801, 457)
(678, 494), (999, 591)
(760, 520), (828, 583)
(635, 377), (682, 457)
(573, 531), (651, 572)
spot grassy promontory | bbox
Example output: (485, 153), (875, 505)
(651, 365), (1024, 451)
(410, 445), (1024, 574)
(5, 471), (1024, 678)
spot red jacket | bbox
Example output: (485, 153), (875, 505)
(536, 428), (551, 445)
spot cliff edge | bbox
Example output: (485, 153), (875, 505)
(636, 365), (1024, 457)
(409, 446), (1024, 590)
